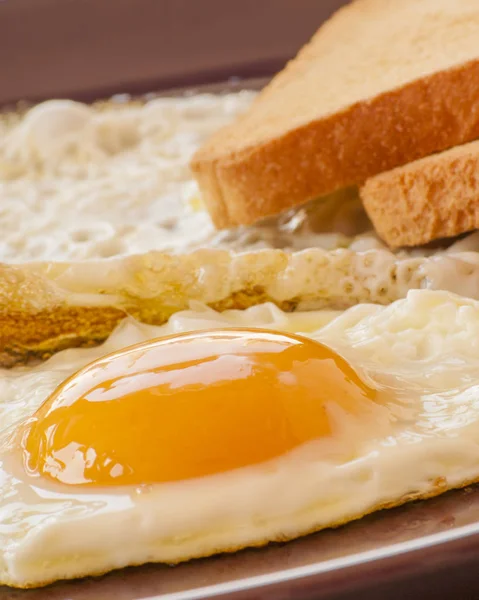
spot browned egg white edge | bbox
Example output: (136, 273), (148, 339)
(2, 244), (472, 367)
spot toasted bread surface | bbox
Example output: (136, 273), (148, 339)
(361, 141), (479, 248)
(192, 0), (479, 228)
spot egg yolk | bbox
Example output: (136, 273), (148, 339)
(21, 328), (378, 486)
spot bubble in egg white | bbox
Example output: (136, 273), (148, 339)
(21, 100), (94, 160)
(94, 112), (140, 155)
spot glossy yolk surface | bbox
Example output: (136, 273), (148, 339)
(21, 328), (378, 486)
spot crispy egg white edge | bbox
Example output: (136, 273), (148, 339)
(2, 290), (479, 587)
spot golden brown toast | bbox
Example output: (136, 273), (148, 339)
(191, 0), (479, 228)
(361, 140), (479, 248)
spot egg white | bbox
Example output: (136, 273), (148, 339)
(2, 290), (479, 588)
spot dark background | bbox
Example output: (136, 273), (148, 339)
(0, 0), (349, 104)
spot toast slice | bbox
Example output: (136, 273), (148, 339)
(191, 0), (479, 229)
(360, 140), (479, 248)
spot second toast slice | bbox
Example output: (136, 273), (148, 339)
(361, 140), (479, 248)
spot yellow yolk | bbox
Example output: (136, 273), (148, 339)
(20, 329), (378, 486)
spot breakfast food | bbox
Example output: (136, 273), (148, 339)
(361, 140), (479, 248)
(0, 93), (255, 261)
(4, 94), (479, 366)
(4, 0), (479, 588)
(2, 289), (479, 587)
(191, 0), (479, 229)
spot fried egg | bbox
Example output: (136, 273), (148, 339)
(2, 290), (479, 588)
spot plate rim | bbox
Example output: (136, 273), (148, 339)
(147, 516), (479, 600)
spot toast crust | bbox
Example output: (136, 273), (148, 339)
(360, 140), (479, 248)
(192, 59), (479, 228)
